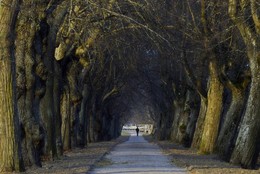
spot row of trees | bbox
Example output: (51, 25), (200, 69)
(155, 0), (260, 169)
(0, 0), (259, 172)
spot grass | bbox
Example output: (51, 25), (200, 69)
(95, 158), (113, 167)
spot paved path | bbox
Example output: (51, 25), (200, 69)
(88, 133), (187, 174)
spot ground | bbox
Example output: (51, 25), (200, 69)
(88, 133), (186, 174)
(8, 134), (259, 174)
(149, 137), (260, 174)
(23, 136), (128, 174)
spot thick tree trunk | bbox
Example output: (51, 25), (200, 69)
(0, 0), (24, 172)
(87, 111), (95, 143)
(87, 105), (95, 143)
(70, 102), (81, 147)
(15, 1), (42, 166)
(199, 60), (223, 154)
(228, 0), (260, 168)
(183, 106), (199, 147)
(41, 25), (56, 159)
(182, 90), (199, 147)
(66, 62), (82, 147)
(191, 96), (207, 148)
(156, 111), (173, 140)
(230, 51), (260, 168)
(61, 86), (71, 150)
(87, 94), (97, 143)
(78, 84), (89, 146)
(170, 100), (183, 142)
(40, 3), (68, 158)
(171, 97), (190, 143)
(216, 85), (244, 161)
(95, 110), (103, 141)
(53, 62), (63, 156)
(33, 21), (48, 162)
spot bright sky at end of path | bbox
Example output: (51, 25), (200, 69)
(88, 132), (187, 174)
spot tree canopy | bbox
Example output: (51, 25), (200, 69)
(0, 0), (259, 172)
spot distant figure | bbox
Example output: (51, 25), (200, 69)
(136, 126), (139, 136)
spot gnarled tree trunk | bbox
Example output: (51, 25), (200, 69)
(170, 100), (184, 142)
(199, 60), (223, 154)
(230, 50), (260, 168)
(0, 0), (24, 172)
(78, 84), (89, 147)
(15, 0), (43, 167)
(61, 86), (71, 150)
(216, 83), (245, 161)
(191, 96), (207, 148)
(228, 0), (260, 168)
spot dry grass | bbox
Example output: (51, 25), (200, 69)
(23, 136), (129, 174)
(144, 136), (260, 174)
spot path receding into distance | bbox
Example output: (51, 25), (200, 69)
(88, 132), (187, 174)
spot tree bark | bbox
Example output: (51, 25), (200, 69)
(15, 0), (43, 166)
(216, 82), (245, 161)
(78, 84), (89, 146)
(66, 61), (82, 147)
(191, 96), (207, 149)
(230, 50), (260, 168)
(170, 100), (183, 142)
(61, 86), (71, 150)
(87, 98), (96, 143)
(53, 61), (63, 156)
(228, 0), (260, 168)
(40, 2), (68, 158)
(199, 60), (223, 154)
(0, 0), (24, 172)
(183, 105), (199, 147)
(182, 90), (199, 147)
(40, 21), (56, 158)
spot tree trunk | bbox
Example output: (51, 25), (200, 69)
(53, 62), (63, 156)
(33, 20), (48, 162)
(216, 85), (244, 161)
(230, 50), (260, 168)
(199, 60), (223, 154)
(170, 100), (183, 142)
(15, 0), (43, 166)
(61, 86), (71, 150)
(191, 96), (207, 148)
(156, 111), (173, 140)
(40, 24), (56, 159)
(78, 84), (89, 146)
(181, 90), (199, 147)
(70, 102), (81, 147)
(65, 59), (82, 146)
(228, 0), (260, 168)
(87, 94), (97, 143)
(40, 3), (68, 158)
(0, 0), (24, 172)
(171, 96), (190, 144)
(183, 105), (199, 147)
(87, 110), (95, 143)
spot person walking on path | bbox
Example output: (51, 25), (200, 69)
(136, 126), (139, 136)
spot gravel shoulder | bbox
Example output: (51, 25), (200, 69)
(24, 136), (129, 174)
(144, 136), (260, 174)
